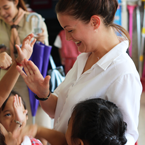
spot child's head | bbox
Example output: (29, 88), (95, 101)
(0, 90), (28, 132)
(65, 98), (127, 145)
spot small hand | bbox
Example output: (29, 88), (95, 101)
(13, 95), (28, 125)
(34, 28), (45, 43)
(0, 52), (12, 69)
(16, 59), (51, 98)
(15, 33), (36, 64)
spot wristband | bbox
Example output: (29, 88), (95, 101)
(14, 120), (22, 127)
(35, 92), (51, 101)
(15, 59), (22, 66)
(11, 24), (19, 29)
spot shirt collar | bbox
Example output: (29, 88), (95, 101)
(97, 40), (129, 70)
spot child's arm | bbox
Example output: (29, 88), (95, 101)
(0, 34), (36, 107)
(20, 125), (67, 145)
(36, 126), (67, 145)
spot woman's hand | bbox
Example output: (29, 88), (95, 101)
(35, 28), (45, 44)
(15, 33), (36, 64)
(0, 52), (12, 69)
(16, 59), (51, 98)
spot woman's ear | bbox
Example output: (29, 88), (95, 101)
(14, 0), (19, 7)
(91, 15), (101, 30)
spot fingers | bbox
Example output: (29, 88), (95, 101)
(23, 59), (40, 75)
(25, 33), (34, 42)
(31, 38), (36, 47)
(44, 75), (51, 86)
(16, 65), (27, 79)
(15, 44), (21, 56)
(14, 95), (21, 108)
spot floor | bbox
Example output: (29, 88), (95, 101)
(138, 92), (145, 145)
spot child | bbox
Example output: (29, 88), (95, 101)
(0, 90), (42, 145)
(13, 98), (127, 145)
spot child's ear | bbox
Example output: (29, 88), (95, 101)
(75, 139), (84, 145)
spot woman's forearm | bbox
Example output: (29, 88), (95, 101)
(39, 93), (58, 118)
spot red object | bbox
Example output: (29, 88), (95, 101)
(30, 0), (52, 9)
(15, 59), (22, 66)
(141, 77), (145, 92)
(135, 142), (138, 145)
(59, 30), (80, 74)
(30, 138), (43, 145)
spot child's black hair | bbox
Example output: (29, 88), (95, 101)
(1, 90), (27, 111)
(71, 98), (127, 145)
(0, 128), (6, 145)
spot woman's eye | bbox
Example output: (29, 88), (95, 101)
(4, 7), (9, 10)
(68, 30), (72, 32)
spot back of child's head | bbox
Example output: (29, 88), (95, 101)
(0, 90), (27, 111)
(71, 98), (127, 145)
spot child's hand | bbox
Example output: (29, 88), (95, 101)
(15, 33), (36, 64)
(13, 95), (28, 125)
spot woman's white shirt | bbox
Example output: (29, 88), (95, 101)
(53, 40), (142, 145)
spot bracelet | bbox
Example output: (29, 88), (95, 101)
(11, 24), (19, 29)
(35, 92), (51, 101)
(15, 59), (22, 66)
(14, 120), (22, 127)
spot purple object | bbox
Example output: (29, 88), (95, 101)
(28, 42), (52, 122)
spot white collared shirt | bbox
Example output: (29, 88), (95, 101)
(53, 40), (142, 145)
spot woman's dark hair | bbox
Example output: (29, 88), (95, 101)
(55, 0), (130, 45)
(9, 0), (27, 11)
(0, 129), (6, 145)
(71, 98), (127, 145)
(1, 90), (27, 111)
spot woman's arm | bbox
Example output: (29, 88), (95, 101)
(0, 34), (36, 107)
(16, 59), (58, 118)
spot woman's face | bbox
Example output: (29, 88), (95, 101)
(0, 123), (17, 145)
(57, 13), (97, 53)
(0, 0), (18, 24)
(0, 95), (27, 133)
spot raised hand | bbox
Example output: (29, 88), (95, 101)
(35, 28), (45, 44)
(15, 33), (36, 64)
(16, 59), (51, 98)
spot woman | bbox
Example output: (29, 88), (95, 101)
(17, 0), (142, 145)
(0, 0), (50, 144)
